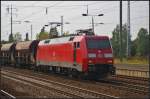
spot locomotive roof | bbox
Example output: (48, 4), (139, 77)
(1, 43), (15, 51)
(85, 35), (109, 39)
(38, 35), (109, 46)
(39, 36), (76, 45)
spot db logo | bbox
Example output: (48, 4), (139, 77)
(98, 50), (101, 53)
(53, 52), (55, 56)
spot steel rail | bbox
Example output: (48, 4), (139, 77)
(1, 90), (16, 99)
(2, 70), (119, 98)
(112, 75), (149, 81)
(97, 79), (149, 95)
(2, 74), (83, 98)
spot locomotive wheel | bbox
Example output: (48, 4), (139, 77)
(61, 68), (68, 76)
(88, 74), (99, 80)
(33, 66), (38, 72)
(78, 74), (85, 79)
(44, 66), (49, 73)
(43, 67), (47, 73)
(68, 73), (73, 78)
(48, 66), (53, 73)
(38, 66), (41, 72)
(68, 68), (73, 78)
(72, 69), (78, 78)
(52, 66), (56, 74)
(37, 66), (41, 72)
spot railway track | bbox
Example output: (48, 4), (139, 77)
(1, 67), (149, 98)
(111, 75), (149, 85)
(1, 70), (119, 98)
(98, 75), (149, 94)
(97, 78), (149, 95)
(0, 90), (16, 99)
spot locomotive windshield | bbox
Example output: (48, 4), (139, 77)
(87, 39), (111, 49)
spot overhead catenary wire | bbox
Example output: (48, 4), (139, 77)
(18, 1), (64, 21)
(4, 6), (148, 31)
(1, 1), (112, 22)
(15, 4), (86, 25)
(15, 2), (88, 31)
(1, 1), (109, 8)
(1, 1), (149, 41)
(1, 1), (101, 25)
(1, 2), (64, 33)
(2, 1), (147, 23)
(2, 3), (148, 27)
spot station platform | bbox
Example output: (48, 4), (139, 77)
(114, 64), (149, 78)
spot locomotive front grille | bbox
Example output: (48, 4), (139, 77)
(88, 64), (112, 74)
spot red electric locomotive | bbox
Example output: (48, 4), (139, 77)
(36, 35), (115, 79)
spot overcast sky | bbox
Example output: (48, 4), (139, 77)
(1, 1), (149, 41)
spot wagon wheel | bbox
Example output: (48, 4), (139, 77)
(68, 69), (73, 78)
(78, 73), (87, 80)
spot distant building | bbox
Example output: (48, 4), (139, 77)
(14, 32), (22, 42)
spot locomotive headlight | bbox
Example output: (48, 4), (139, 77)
(88, 60), (93, 63)
(107, 60), (112, 63)
(88, 53), (96, 58)
(104, 53), (113, 58)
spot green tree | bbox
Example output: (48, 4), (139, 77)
(111, 24), (127, 58)
(36, 31), (49, 40)
(111, 25), (120, 57)
(130, 39), (137, 56)
(1, 40), (9, 44)
(136, 28), (149, 57)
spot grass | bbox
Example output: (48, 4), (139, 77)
(114, 57), (149, 65)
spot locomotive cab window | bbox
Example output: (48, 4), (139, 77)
(44, 40), (50, 44)
(87, 39), (110, 49)
(77, 42), (80, 48)
(74, 42), (76, 48)
(74, 42), (80, 48)
(69, 37), (74, 41)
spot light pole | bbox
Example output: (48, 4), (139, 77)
(92, 16), (94, 33)
(6, 5), (17, 42)
(61, 16), (63, 36)
(120, 0), (123, 62)
(127, 0), (131, 57)
(82, 13), (104, 34)
(24, 21), (32, 40)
